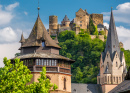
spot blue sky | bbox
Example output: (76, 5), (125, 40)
(0, 0), (130, 67)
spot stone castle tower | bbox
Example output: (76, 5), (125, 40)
(13, 11), (74, 93)
(49, 15), (58, 36)
(97, 8), (127, 93)
(61, 15), (70, 27)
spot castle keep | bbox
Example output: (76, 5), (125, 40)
(49, 8), (104, 36)
(97, 8), (127, 93)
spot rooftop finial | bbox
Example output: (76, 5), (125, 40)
(37, 0), (40, 17)
(111, 7), (113, 10)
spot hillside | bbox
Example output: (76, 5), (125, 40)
(57, 30), (130, 84)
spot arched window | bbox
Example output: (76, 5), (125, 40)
(107, 62), (109, 67)
(116, 62), (118, 67)
(63, 78), (66, 90)
(116, 77), (118, 83)
(114, 77), (115, 82)
(108, 76), (109, 83)
(42, 41), (45, 47)
(105, 76), (107, 82)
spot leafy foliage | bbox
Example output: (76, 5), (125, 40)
(0, 58), (57, 93)
(58, 31), (105, 84)
(88, 18), (96, 35)
(121, 48), (130, 68)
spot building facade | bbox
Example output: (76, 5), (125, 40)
(13, 14), (75, 93)
(97, 9), (127, 93)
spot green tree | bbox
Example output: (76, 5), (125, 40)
(99, 30), (105, 35)
(89, 18), (96, 35)
(0, 58), (32, 93)
(0, 58), (58, 93)
(94, 25), (98, 35)
(72, 67), (83, 83)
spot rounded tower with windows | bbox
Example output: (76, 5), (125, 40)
(12, 14), (74, 93)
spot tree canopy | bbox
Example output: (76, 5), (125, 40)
(58, 30), (105, 84)
(0, 58), (57, 93)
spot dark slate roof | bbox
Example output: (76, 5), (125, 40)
(104, 65), (111, 74)
(62, 15), (70, 22)
(109, 68), (130, 93)
(104, 8), (120, 61)
(21, 16), (61, 49)
(97, 23), (104, 28)
(11, 52), (74, 62)
(54, 35), (59, 44)
(109, 80), (130, 93)
(19, 32), (25, 43)
(71, 83), (102, 93)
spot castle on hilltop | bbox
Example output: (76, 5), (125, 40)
(48, 8), (108, 40)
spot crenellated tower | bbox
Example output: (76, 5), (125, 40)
(97, 8), (127, 93)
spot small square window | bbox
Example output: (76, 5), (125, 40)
(80, 24), (82, 27)
(80, 21), (82, 23)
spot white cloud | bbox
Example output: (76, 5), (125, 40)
(24, 11), (28, 15)
(0, 42), (20, 67)
(104, 22), (130, 50)
(5, 2), (19, 11)
(0, 7), (13, 25)
(0, 2), (19, 26)
(102, 2), (130, 24)
(0, 27), (17, 43)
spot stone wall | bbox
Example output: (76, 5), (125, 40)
(90, 35), (104, 41)
(90, 14), (103, 26)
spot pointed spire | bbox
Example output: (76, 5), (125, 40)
(62, 15), (70, 22)
(54, 34), (59, 44)
(37, 0), (40, 17)
(19, 32), (25, 43)
(105, 7), (120, 60)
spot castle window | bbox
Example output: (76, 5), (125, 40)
(36, 59), (38, 65)
(107, 62), (109, 67)
(80, 17), (82, 19)
(42, 41), (45, 47)
(42, 59), (44, 65)
(80, 24), (82, 27)
(54, 60), (57, 66)
(116, 62), (118, 67)
(105, 76), (107, 82)
(108, 76), (109, 83)
(119, 77), (121, 82)
(46, 59), (49, 66)
(44, 60), (46, 66)
(116, 77), (118, 83)
(39, 59), (41, 65)
(63, 78), (66, 90)
(52, 60), (55, 66)
(80, 21), (82, 23)
(49, 60), (51, 66)
(114, 77), (115, 82)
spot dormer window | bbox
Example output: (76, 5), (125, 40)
(116, 62), (118, 67)
(42, 41), (45, 47)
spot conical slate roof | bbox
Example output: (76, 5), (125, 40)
(22, 16), (61, 49)
(104, 65), (110, 74)
(19, 32), (25, 43)
(104, 8), (120, 60)
(54, 35), (59, 44)
(62, 15), (70, 22)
